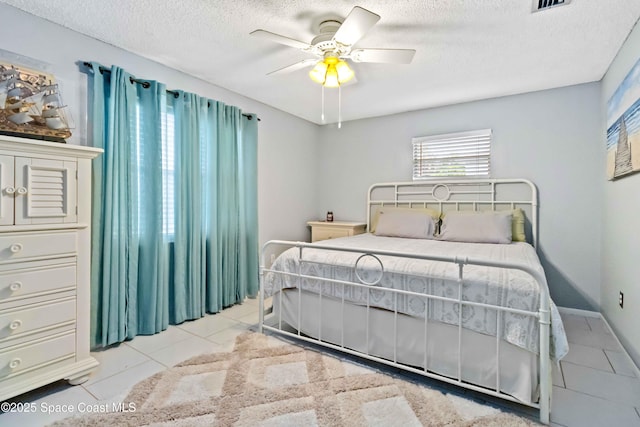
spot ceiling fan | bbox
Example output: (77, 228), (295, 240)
(250, 6), (416, 85)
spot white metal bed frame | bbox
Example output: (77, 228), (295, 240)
(259, 179), (552, 424)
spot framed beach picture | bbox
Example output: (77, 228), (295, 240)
(607, 57), (640, 180)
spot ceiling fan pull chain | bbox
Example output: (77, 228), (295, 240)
(321, 85), (325, 122)
(338, 85), (342, 129)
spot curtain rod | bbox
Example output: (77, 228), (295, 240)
(82, 62), (260, 121)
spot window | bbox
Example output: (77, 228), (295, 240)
(135, 102), (175, 237)
(161, 106), (175, 237)
(412, 129), (491, 179)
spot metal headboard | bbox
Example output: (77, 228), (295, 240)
(367, 179), (538, 248)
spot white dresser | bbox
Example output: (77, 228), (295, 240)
(0, 136), (102, 402)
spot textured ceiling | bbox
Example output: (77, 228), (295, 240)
(2, 0), (639, 125)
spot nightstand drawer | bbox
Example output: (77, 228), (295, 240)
(312, 227), (351, 242)
(0, 231), (77, 261)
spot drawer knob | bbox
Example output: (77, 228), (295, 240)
(9, 243), (23, 253)
(9, 320), (22, 330)
(16, 187), (28, 195)
(9, 358), (21, 369)
(4, 186), (15, 195)
(9, 281), (22, 292)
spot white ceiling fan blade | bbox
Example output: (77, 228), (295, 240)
(267, 59), (318, 76)
(350, 48), (416, 64)
(250, 29), (311, 50)
(333, 6), (380, 47)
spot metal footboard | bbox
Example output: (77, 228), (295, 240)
(258, 240), (552, 424)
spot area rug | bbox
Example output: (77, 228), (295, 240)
(53, 332), (539, 426)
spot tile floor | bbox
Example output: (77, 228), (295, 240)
(548, 312), (640, 427)
(1, 305), (639, 426)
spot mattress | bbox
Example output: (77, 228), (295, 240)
(264, 233), (568, 361)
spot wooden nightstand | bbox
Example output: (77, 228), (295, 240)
(307, 221), (367, 242)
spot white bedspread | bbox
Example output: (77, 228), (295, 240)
(264, 233), (568, 362)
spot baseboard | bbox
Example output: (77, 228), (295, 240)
(598, 315), (640, 380)
(557, 306), (640, 379)
(556, 306), (600, 318)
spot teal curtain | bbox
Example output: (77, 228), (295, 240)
(238, 113), (259, 299)
(204, 100), (260, 310)
(89, 63), (259, 348)
(171, 91), (207, 323)
(135, 79), (170, 336)
(90, 64), (139, 348)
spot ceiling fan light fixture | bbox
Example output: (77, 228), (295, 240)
(309, 61), (328, 84)
(335, 60), (354, 84)
(324, 65), (340, 88)
(309, 56), (354, 87)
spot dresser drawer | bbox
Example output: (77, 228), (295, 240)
(0, 258), (76, 302)
(312, 227), (351, 242)
(0, 332), (75, 379)
(0, 231), (77, 261)
(0, 298), (75, 342)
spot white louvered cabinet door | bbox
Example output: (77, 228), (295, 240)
(0, 155), (15, 226)
(14, 157), (78, 225)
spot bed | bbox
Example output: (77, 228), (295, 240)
(259, 179), (568, 424)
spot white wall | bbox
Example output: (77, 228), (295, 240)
(317, 83), (603, 310)
(601, 20), (640, 366)
(0, 4), (320, 245)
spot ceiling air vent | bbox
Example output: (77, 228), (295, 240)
(532, 0), (571, 13)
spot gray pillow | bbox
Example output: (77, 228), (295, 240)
(374, 210), (435, 239)
(438, 211), (513, 244)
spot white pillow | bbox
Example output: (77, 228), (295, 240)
(374, 210), (435, 239)
(438, 211), (513, 244)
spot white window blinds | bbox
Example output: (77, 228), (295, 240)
(412, 129), (492, 179)
(135, 102), (176, 237)
(161, 105), (175, 237)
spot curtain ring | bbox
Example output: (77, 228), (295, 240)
(129, 76), (151, 88)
